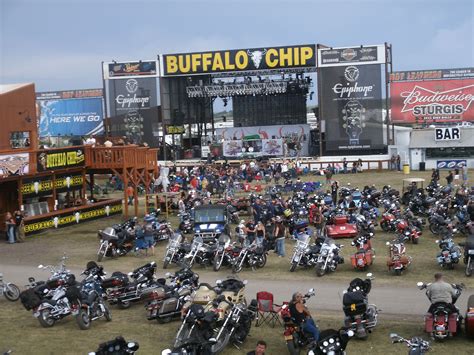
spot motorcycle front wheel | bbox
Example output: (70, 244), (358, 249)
(290, 262), (297, 272)
(117, 300), (131, 309)
(76, 308), (91, 330)
(97, 245), (106, 262)
(232, 262), (243, 274)
(286, 340), (300, 355)
(211, 330), (232, 354)
(315, 263), (326, 277)
(213, 252), (224, 272)
(466, 258), (473, 277)
(104, 303), (112, 321)
(3, 283), (20, 301)
(256, 254), (267, 268)
(38, 309), (56, 328)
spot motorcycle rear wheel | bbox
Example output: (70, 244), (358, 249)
(157, 316), (173, 324)
(466, 258), (473, 277)
(3, 283), (20, 301)
(211, 330), (232, 354)
(104, 303), (112, 321)
(38, 309), (55, 328)
(76, 309), (91, 330)
(394, 269), (402, 276)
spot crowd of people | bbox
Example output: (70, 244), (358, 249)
(4, 210), (25, 244)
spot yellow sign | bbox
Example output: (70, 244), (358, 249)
(167, 125), (185, 134)
(163, 44), (316, 76)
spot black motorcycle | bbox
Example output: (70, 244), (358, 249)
(91, 336), (139, 355)
(460, 233), (474, 276)
(307, 328), (354, 355)
(97, 220), (138, 261)
(102, 262), (159, 309)
(231, 242), (268, 273)
(390, 333), (431, 354)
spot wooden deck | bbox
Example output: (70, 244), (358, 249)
(85, 145), (159, 171)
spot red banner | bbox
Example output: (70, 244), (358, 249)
(390, 79), (474, 123)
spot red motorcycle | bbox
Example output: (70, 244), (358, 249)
(350, 233), (374, 271)
(417, 281), (464, 340)
(399, 226), (422, 244)
(281, 288), (316, 355)
(380, 211), (398, 232)
(386, 237), (412, 276)
(465, 294), (474, 338)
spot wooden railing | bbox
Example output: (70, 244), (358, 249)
(84, 145), (158, 171)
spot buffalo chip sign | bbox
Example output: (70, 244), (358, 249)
(434, 127), (460, 141)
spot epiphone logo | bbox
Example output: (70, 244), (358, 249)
(400, 84), (474, 116)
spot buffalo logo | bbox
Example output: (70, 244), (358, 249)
(342, 48), (357, 61)
(344, 66), (359, 82)
(125, 79), (139, 94)
(247, 49), (267, 69)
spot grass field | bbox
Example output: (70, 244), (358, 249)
(1, 169), (473, 354)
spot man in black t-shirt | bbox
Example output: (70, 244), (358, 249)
(13, 210), (25, 243)
(245, 220), (256, 245)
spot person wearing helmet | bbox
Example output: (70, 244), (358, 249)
(274, 216), (286, 257)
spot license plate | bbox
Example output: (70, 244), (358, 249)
(284, 335), (293, 341)
(469, 250), (474, 255)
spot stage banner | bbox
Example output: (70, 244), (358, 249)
(103, 60), (158, 79)
(216, 124), (310, 156)
(262, 139), (284, 156)
(436, 160), (467, 169)
(37, 94), (104, 137)
(37, 147), (85, 172)
(318, 45), (385, 67)
(223, 140), (243, 157)
(0, 153), (29, 176)
(320, 64), (384, 152)
(390, 78), (474, 124)
(162, 44), (316, 76)
(390, 68), (474, 82)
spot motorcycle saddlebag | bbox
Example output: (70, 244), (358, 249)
(66, 286), (82, 304)
(342, 291), (367, 316)
(102, 272), (129, 289)
(449, 313), (458, 334)
(466, 308), (474, 338)
(160, 298), (179, 313)
(19, 288), (42, 310)
(424, 313), (433, 333)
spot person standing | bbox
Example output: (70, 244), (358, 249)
(462, 163), (468, 185)
(446, 170), (454, 188)
(331, 181), (339, 205)
(342, 158), (348, 174)
(5, 212), (16, 244)
(245, 220), (256, 245)
(14, 210), (25, 243)
(274, 216), (286, 257)
(396, 155), (401, 172)
(256, 221), (266, 246)
(325, 169), (333, 186)
(142, 215), (156, 256)
(126, 184), (134, 205)
(454, 168), (460, 186)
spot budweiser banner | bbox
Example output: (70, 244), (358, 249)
(319, 64), (384, 152)
(318, 45), (385, 67)
(162, 44), (316, 76)
(102, 60), (158, 79)
(390, 78), (474, 123)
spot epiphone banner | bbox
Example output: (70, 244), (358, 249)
(108, 78), (157, 116)
(103, 60), (158, 79)
(37, 147), (85, 172)
(320, 64), (384, 152)
(390, 78), (474, 123)
(390, 68), (474, 82)
(162, 44), (316, 76)
(318, 45), (385, 67)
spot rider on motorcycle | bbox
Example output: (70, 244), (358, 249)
(426, 273), (458, 314)
(289, 292), (320, 344)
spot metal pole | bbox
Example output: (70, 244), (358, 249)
(157, 55), (167, 162)
(384, 43), (391, 146)
(389, 44), (395, 145)
(101, 62), (110, 136)
(316, 44), (324, 158)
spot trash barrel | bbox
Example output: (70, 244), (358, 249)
(419, 162), (426, 171)
(403, 164), (410, 175)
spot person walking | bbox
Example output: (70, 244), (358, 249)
(126, 184), (134, 206)
(274, 216), (286, 257)
(396, 155), (401, 171)
(5, 212), (16, 244)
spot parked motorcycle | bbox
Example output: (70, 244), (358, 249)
(417, 281), (464, 340)
(386, 237), (412, 276)
(390, 333), (431, 354)
(459, 234), (474, 276)
(289, 234), (320, 272)
(307, 328), (354, 355)
(315, 237), (344, 277)
(350, 233), (374, 271)
(0, 273), (20, 301)
(183, 236), (216, 268)
(97, 226), (137, 261)
(144, 268), (199, 324)
(342, 274), (379, 339)
(213, 234), (232, 271)
(281, 288), (316, 354)
(103, 262), (159, 309)
(163, 233), (187, 269)
(232, 242), (268, 273)
(90, 336), (139, 355)
(435, 237), (462, 269)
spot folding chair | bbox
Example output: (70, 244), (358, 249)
(255, 291), (282, 327)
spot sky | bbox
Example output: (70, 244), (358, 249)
(1, 0), (473, 106)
